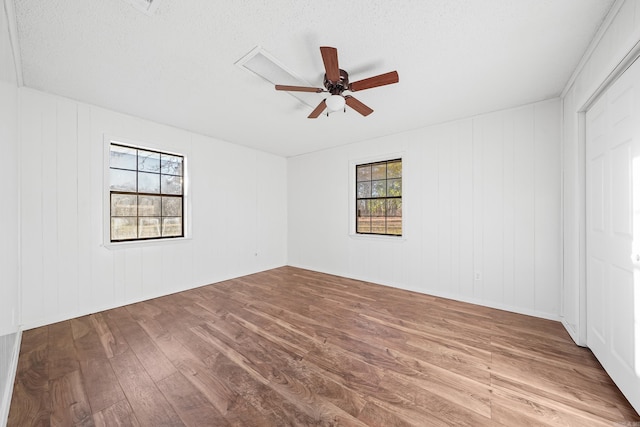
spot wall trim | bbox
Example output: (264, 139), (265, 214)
(559, 0), (640, 348)
(288, 263), (562, 322)
(19, 264), (287, 332)
(576, 112), (588, 347)
(578, 39), (640, 113)
(562, 318), (585, 347)
(563, 22), (640, 348)
(3, 0), (23, 87)
(0, 330), (22, 427)
(561, 0), (625, 98)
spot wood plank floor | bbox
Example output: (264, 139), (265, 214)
(8, 266), (640, 426)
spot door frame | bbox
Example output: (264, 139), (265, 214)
(570, 39), (640, 347)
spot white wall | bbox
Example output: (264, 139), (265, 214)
(288, 99), (561, 320)
(561, 0), (640, 345)
(18, 88), (288, 329)
(0, 0), (20, 424)
(0, 0), (19, 335)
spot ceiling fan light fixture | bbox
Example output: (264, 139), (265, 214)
(274, 46), (398, 118)
(326, 94), (346, 112)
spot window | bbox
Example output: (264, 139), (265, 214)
(356, 159), (402, 236)
(109, 143), (184, 242)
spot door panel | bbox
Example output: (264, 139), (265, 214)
(588, 257), (606, 341)
(611, 143), (631, 236)
(586, 57), (640, 415)
(610, 264), (634, 368)
(591, 152), (606, 233)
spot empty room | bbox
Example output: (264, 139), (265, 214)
(2, 0), (640, 425)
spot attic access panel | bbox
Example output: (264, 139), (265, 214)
(121, 0), (163, 15)
(236, 46), (323, 109)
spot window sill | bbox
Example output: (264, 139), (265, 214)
(102, 236), (192, 250)
(349, 233), (406, 243)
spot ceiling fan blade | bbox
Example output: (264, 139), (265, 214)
(349, 71), (399, 92)
(308, 99), (327, 118)
(345, 96), (373, 117)
(275, 85), (324, 93)
(320, 46), (340, 82)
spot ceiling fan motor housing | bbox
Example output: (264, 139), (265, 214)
(324, 69), (349, 95)
(274, 46), (399, 118)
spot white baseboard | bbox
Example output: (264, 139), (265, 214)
(20, 263), (289, 331)
(287, 263), (561, 322)
(0, 330), (22, 427)
(562, 318), (587, 347)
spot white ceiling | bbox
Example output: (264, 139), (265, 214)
(13, 0), (614, 157)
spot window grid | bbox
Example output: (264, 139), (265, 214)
(109, 143), (184, 242)
(355, 158), (402, 236)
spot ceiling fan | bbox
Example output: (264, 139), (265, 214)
(275, 46), (399, 118)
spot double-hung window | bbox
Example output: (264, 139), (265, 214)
(355, 159), (402, 236)
(109, 143), (184, 242)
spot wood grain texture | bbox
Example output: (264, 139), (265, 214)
(8, 267), (640, 425)
(93, 399), (140, 427)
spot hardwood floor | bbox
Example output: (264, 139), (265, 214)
(8, 266), (640, 426)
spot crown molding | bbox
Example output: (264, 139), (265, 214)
(3, 0), (23, 87)
(561, 0), (625, 98)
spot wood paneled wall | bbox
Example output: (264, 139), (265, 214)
(0, 1), (21, 424)
(18, 89), (288, 330)
(288, 99), (561, 320)
(0, 77), (19, 336)
(562, 0), (640, 345)
(0, 0), (19, 336)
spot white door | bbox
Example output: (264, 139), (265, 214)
(586, 57), (640, 415)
